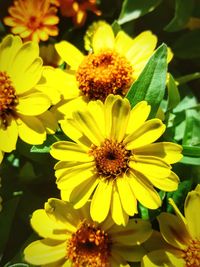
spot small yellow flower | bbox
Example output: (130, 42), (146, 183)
(50, 94), (182, 225)
(4, 0), (59, 42)
(0, 35), (52, 153)
(142, 184), (200, 267)
(24, 198), (152, 266)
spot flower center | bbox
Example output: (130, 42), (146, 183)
(182, 239), (200, 267)
(76, 49), (133, 101)
(89, 139), (131, 179)
(67, 221), (111, 267)
(27, 16), (42, 30)
(0, 71), (18, 127)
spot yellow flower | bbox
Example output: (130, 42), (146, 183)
(142, 184), (200, 267)
(24, 198), (152, 266)
(4, 0), (59, 42)
(50, 94), (182, 225)
(0, 35), (52, 153)
(52, 23), (173, 120)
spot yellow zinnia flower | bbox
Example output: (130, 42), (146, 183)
(24, 198), (152, 266)
(4, 0), (59, 42)
(0, 35), (52, 153)
(50, 94), (182, 225)
(142, 184), (200, 267)
(51, 23), (173, 120)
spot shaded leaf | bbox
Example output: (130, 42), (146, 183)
(118, 0), (162, 25)
(165, 0), (194, 32)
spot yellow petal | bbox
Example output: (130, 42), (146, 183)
(112, 245), (146, 262)
(129, 156), (171, 178)
(31, 209), (67, 240)
(72, 109), (105, 146)
(55, 41), (84, 70)
(0, 150), (4, 163)
(157, 212), (190, 250)
(148, 171), (179, 192)
(45, 198), (79, 229)
(90, 180), (113, 223)
(92, 24), (115, 52)
(134, 142), (182, 164)
(108, 97), (131, 142)
(126, 31), (157, 65)
(0, 35), (22, 71)
(111, 184), (128, 226)
(126, 101), (151, 134)
(88, 100), (105, 136)
(110, 218), (152, 246)
(17, 115), (46, 145)
(114, 31), (134, 55)
(141, 250), (185, 267)
(16, 92), (50, 116)
(124, 119), (166, 149)
(24, 239), (66, 265)
(184, 189), (200, 239)
(70, 177), (99, 209)
(128, 172), (161, 209)
(0, 118), (18, 152)
(37, 110), (58, 135)
(50, 141), (92, 162)
(116, 177), (137, 216)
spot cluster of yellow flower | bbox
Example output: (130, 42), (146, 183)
(0, 1), (200, 265)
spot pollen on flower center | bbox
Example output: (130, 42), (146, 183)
(0, 71), (18, 127)
(76, 49), (133, 101)
(89, 139), (131, 179)
(67, 221), (111, 267)
(182, 239), (200, 267)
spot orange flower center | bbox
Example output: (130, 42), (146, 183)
(89, 139), (131, 179)
(27, 16), (42, 31)
(67, 221), (111, 267)
(182, 239), (200, 267)
(76, 49), (133, 101)
(0, 71), (18, 127)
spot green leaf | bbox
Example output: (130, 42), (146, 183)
(111, 20), (121, 35)
(173, 94), (198, 113)
(166, 74), (180, 111)
(176, 72), (200, 84)
(183, 109), (200, 146)
(183, 145), (200, 157)
(5, 264), (29, 267)
(126, 44), (168, 118)
(180, 156), (200, 166)
(165, 0), (194, 32)
(118, 0), (162, 25)
(138, 203), (149, 220)
(172, 29), (200, 59)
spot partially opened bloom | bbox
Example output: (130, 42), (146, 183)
(51, 0), (101, 27)
(4, 0), (59, 42)
(24, 198), (152, 266)
(142, 184), (200, 267)
(50, 94), (182, 225)
(0, 35), (52, 153)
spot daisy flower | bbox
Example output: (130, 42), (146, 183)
(51, 23), (173, 120)
(142, 184), (200, 267)
(0, 35), (52, 153)
(51, 0), (101, 27)
(50, 94), (182, 225)
(4, 0), (59, 42)
(24, 198), (152, 266)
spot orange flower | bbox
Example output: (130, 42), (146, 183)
(52, 0), (101, 27)
(4, 0), (59, 42)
